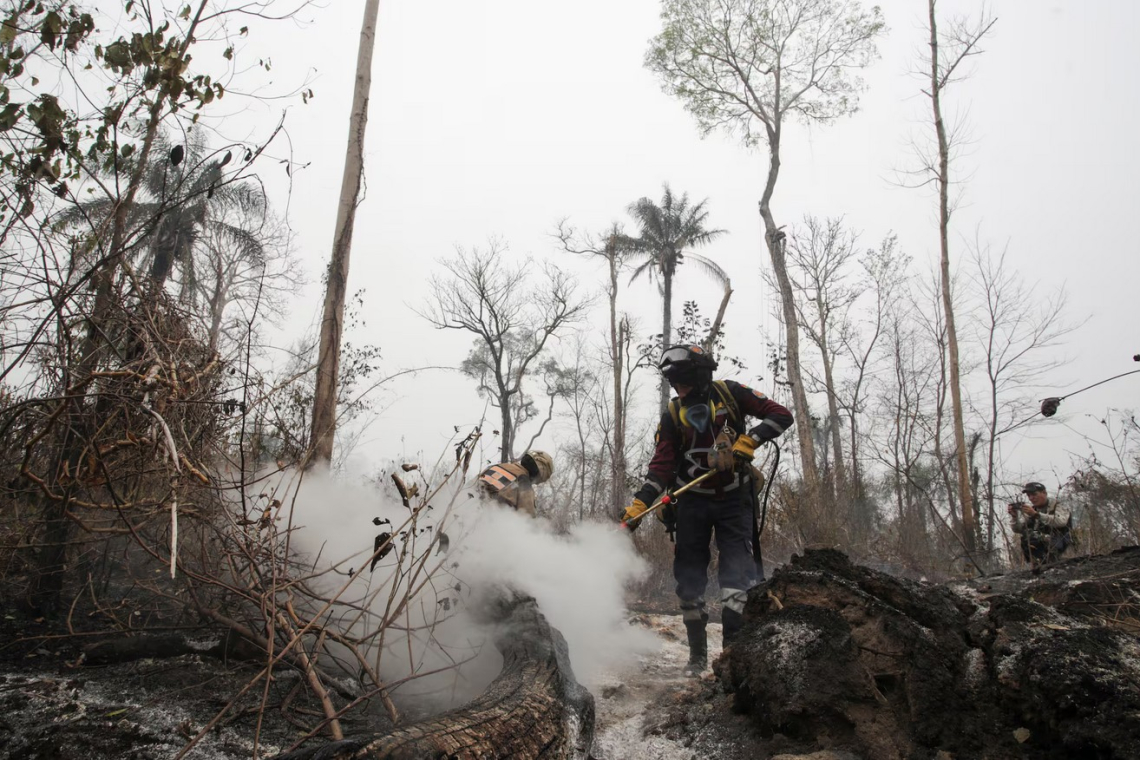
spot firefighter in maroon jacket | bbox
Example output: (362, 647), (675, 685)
(623, 345), (793, 675)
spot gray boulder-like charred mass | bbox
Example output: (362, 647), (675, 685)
(720, 547), (1140, 760)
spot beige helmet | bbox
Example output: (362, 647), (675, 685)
(522, 450), (554, 484)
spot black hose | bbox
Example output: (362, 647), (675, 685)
(758, 440), (781, 536)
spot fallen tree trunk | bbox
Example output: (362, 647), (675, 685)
(719, 547), (1140, 760)
(80, 629), (264, 666)
(275, 591), (594, 760)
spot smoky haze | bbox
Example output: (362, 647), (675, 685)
(213, 0), (1140, 489)
(259, 467), (656, 707)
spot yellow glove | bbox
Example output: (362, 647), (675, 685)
(622, 498), (649, 529)
(731, 434), (760, 463)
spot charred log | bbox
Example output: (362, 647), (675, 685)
(721, 548), (1140, 760)
(274, 591), (594, 760)
(80, 629), (265, 666)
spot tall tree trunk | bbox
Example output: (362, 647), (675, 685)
(815, 293), (847, 498)
(932, 327), (960, 528)
(207, 258), (226, 354)
(758, 132), (821, 498)
(848, 389), (866, 512)
(608, 238), (626, 515)
(704, 282), (732, 352)
(892, 358), (905, 538)
(310, 0), (380, 466)
(968, 430), (984, 555)
(929, 0), (976, 554)
(500, 380), (513, 462)
(987, 380), (999, 553)
(659, 267), (674, 413)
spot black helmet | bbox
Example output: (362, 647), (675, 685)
(659, 344), (717, 387)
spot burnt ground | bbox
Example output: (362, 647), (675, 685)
(0, 611), (395, 760)
(2, 548), (1138, 760)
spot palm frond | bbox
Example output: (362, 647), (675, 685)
(627, 257), (659, 286)
(209, 220), (267, 264)
(686, 253), (730, 285)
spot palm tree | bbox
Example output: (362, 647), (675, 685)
(622, 185), (727, 410)
(58, 132), (273, 359)
(61, 132), (267, 296)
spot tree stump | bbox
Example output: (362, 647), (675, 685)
(275, 591), (594, 760)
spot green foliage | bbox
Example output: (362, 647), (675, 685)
(0, 0), (230, 227)
(646, 0), (885, 144)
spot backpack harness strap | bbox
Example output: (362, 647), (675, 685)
(669, 381), (743, 496)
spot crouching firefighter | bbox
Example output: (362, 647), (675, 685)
(622, 345), (793, 675)
(477, 450), (554, 518)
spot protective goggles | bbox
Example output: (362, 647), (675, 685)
(660, 345), (702, 369)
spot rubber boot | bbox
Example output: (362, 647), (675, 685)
(722, 607), (744, 649)
(683, 619), (708, 676)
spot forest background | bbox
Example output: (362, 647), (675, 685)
(0, 0), (1137, 749)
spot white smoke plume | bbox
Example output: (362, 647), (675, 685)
(250, 466), (657, 711)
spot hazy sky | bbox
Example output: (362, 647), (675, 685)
(216, 0), (1139, 491)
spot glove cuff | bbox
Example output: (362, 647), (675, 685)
(634, 483), (661, 506)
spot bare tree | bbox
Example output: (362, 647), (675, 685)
(421, 243), (587, 461)
(970, 241), (1075, 553)
(1067, 413), (1140, 551)
(839, 234), (906, 510)
(913, 268), (962, 538)
(645, 0), (885, 501)
(542, 337), (604, 522)
(877, 295), (942, 568)
(783, 216), (860, 498)
(914, 0), (997, 555)
(310, 0), (380, 466)
(556, 221), (633, 515)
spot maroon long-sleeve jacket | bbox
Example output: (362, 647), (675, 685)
(633, 380), (794, 505)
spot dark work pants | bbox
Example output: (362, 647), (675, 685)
(1020, 531), (1071, 564)
(673, 485), (757, 621)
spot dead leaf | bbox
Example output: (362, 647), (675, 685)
(391, 474), (410, 506)
(1013, 727), (1031, 743)
(1041, 623), (1071, 631)
(370, 533), (393, 571)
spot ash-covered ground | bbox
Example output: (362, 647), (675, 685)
(590, 613), (725, 760)
(593, 613), (846, 760)
(0, 653), (303, 759)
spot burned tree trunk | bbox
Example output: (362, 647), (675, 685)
(276, 592), (594, 760)
(719, 548), (1140, 760)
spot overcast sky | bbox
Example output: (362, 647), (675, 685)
(215, 0), (1139, 491)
